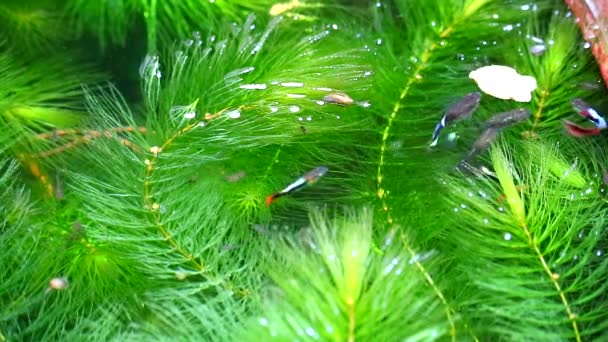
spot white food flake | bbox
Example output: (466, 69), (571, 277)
(469, 65), (537, 102)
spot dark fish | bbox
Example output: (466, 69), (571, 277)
(571, 98), (607, 129)
(430, 92), (481, 147)
(322, 92), (354, 106)
(465, 127), (500, 160)
(484, 108), (531, 129)
(564, 120), (601, 137)
(265, 166), (328, 206)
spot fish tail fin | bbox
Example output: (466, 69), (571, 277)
(429, 121), (444, 147)
(265, 194), (276, 206)
(564, 120), (601, 137)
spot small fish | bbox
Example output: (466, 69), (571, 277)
(225, 171), (246, 182)
(54, 172), (64, 200)
(465, 127), (500, 160)
(601, 165), (608, 185)
(456, 160), (497, 179)
(265, 166), (328, 206)
(322, 92), (354, 106)
(564, 120), (601, 137)
(484, 108), (531, 129)
(430, 92), (481, 147)
(571, 98), (607, 129)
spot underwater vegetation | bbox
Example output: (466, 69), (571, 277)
(2, 0), (608, 341)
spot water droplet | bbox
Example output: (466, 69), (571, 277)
(331, 24), (338, 30)
(259, 317), (269, 326)
(521, 4), (530, 10)
(504, 232), (512, 240)
(315, 100), (325, 106)
(460, 204), (467, 209)
(483, 218), (489, 224)
(497, 207), (504, 212)
(431, 21), (437, 27)
(577, 232), (584, 239)
(227, 110), (241, 119)
(198, 121), (205, 127)
(583, 41), (591, 49)
(596, 250), (603, 257)
(289, 105), (301, 113)
(492, 13), (499, 19)
(351, 250), (358, 258)
(240, 83), (267, 90)
(453, 207), (459, 212)
(376, 38), (383, 45)
(297, 117), (303, 121)
(328, 254), (336, 261)
(184, 111), (196, 119)
(359, 101), (371, 108)
(503, 24), (514, 31)
(184, 39), (194, 47)
(269, 105), (279, 113)
(306, 116), (312, 121)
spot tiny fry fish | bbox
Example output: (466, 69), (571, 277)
(571, 98), (607, 129)
(322, 92), (354, 106)
(430, 92), (481, 147)
(265, 166), (329, 206)
(564, 120), (601, 137)
(484, 108), (531, 129)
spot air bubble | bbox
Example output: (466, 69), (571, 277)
(227, 110), (241, 119)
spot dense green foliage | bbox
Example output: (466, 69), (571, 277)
(1, 0), (608, 341)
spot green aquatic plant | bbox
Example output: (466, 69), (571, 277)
(1, 0), (608, 341)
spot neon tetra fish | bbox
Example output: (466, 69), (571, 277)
(430, 92), (481, 147)
(265, 166), (328, 206)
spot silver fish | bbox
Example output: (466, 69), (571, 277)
(430, 92), (481, 147)
(484, 108), (531, 129)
